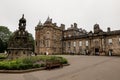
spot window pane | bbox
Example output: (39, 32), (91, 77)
(68, 34), (71, 37)
(79, 41), (82, 46)
(73, 42), (76, 47)
(68, 42), (71, 47)
(108, 39), (112, 44)
(86, 41), (88, 46)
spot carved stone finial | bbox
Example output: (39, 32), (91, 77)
(37, 20), (42, 26)
(74, 23), (77, 28)
(22, 14), (24, 18)
(44, 16), (52, 24)
(18, 14), (26, 31)
(46, 16), (50, 22)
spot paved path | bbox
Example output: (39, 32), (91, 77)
(0, 55), (120, 80)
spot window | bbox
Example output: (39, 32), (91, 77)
(36, 41), (37, 46)
(39, 40), (41, 47)
(53, 35), (56, 39)
(46, 40), (50, 47)
(64, 35), (66, 38)
(63, 42), (66, 47)
(68, 42), (71, 47)
(86, 41), (88, 46)
(46, 32), (50, 39)
(68, 34), (71, 37)
(73, 42), (76, 47)
(79, 41), (82, 46)
(108, 39), (112, 44)
(119, 38), (120, 42)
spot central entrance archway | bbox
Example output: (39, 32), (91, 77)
(95, 48), (99, 55)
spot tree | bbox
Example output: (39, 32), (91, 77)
(0, 26), (12, 52)
(0, 38), (4, 53)
(28, 33), (35, 52)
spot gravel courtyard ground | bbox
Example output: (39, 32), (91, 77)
(0, 55), (120, 80)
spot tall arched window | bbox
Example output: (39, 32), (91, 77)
(73, 42), (76, 47)
(108, 39), (112, 44)
(46, 31), (50, 39)
(79, 41), (82, 46)
(46, 40), (50, 47)
(86, 41), (88, 46)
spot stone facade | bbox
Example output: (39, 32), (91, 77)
(35, 18), (120, 56)
(35, 17), (64, 55)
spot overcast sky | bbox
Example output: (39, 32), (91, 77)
(0, 0), (120, 38)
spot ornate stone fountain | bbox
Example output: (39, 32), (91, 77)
(7, 15), (33, 59)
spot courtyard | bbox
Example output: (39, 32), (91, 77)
(0, 55), (120, 80)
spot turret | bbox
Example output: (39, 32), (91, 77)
(107, 27), (111, 32)
(18, 14), (26, 31)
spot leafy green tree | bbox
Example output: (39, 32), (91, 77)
(0, 26), (12, 42)
(28, 33), (35, 52)
(0, 38), (4, 53)
(0, 26), (12, 52)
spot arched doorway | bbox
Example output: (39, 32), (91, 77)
(95, 48), (99, 55)
(108, 49), (112, 56)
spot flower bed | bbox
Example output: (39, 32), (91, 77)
(0, 55), (68, 70)
(0, 53), (7, 59)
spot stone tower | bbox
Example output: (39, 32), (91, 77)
(35, 17), (63, 55)
(7, 15), (33, 59)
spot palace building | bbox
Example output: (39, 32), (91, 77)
(35, 17), (120, 56)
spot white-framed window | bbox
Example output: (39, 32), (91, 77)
(79, 41), (82, 46)
(86, 41), (88, 46)
(73, 42), (76, 47)
(108, 39), (112, 44)
(64, 35), (66, 38)
(68, 34), (71, 37)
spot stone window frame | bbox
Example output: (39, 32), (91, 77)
(68, 34), (71, 37)
(64, 35), (66, 38)
(118, 38), (120, 44)
(73, 41), (76, 47)
(46, 31), (50, 39)
(63, 42), (66, 47)
(68, 42), (71, 47)
(79, 41), (82, 46)
(86, 40), (89, 46)
(36, 41), (37, 46)
(108, 39), (112, 45)
(46, 40), (50, 47)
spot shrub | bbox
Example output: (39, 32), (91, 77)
(0, 53), (7, 59)
(0, 55), (68, 70)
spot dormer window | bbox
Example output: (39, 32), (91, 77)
(108, 39), (112, 44)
